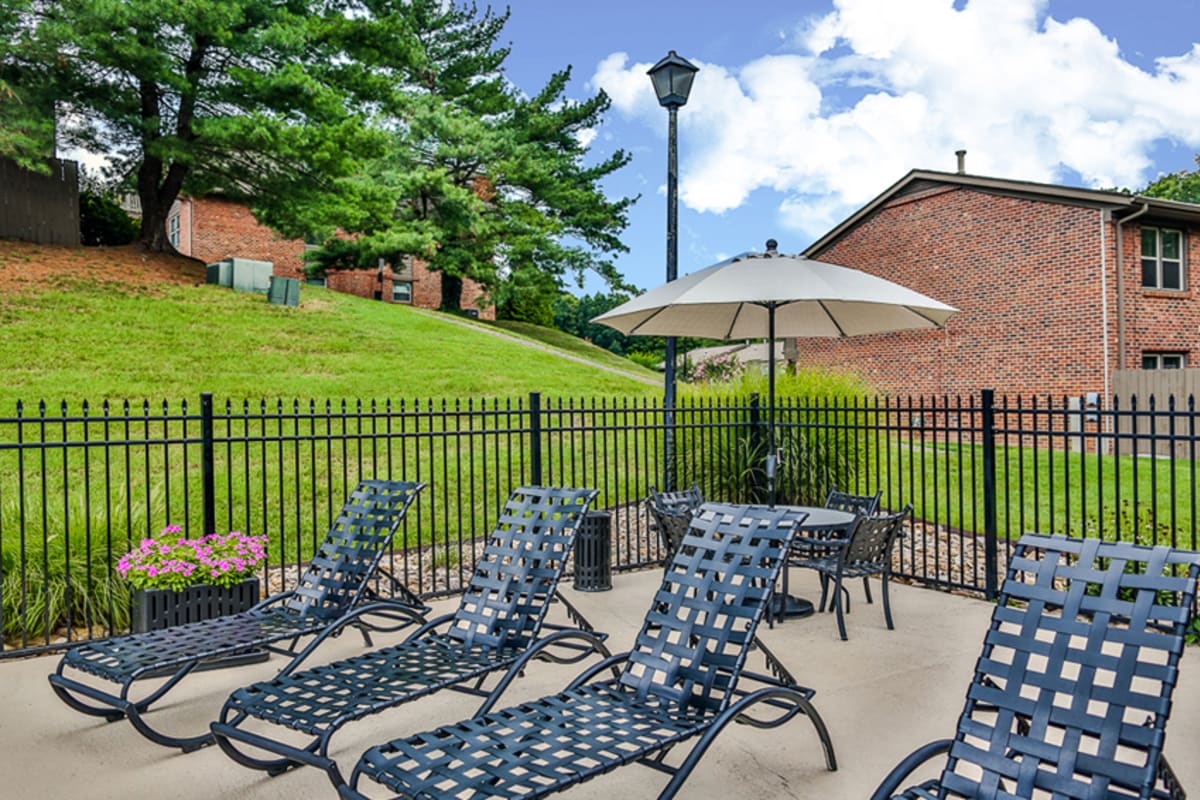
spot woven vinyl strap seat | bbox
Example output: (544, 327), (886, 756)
(50, 479), (426, 752)
(213, 486), (610, 791)
(872, 534), (1200, 800)
(343, 502), (838, 800)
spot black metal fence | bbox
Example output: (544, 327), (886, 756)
(1, 389), (1197, 657)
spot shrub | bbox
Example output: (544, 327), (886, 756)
(1, 534), (130, 642)
(626, 351), (659, 370)
(688, 352), (744, 383)
(678, 367), (876, 505)
(79, 191), (138, 246)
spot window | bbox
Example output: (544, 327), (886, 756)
(1141, 227), (1184, 290)
(1142, 352), (1186, 370)
(167, 214), (181, 248)
(392, 281), (413, 304)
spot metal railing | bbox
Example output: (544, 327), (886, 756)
(1, 389), (1197, 656)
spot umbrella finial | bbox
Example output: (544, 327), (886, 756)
(765, 239), (778, 255)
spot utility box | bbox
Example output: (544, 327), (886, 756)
(230, 259), (274, 294)
(267, 276), (300, 307)
(207, 258), (273, 293)
(205, 260), (233, 287)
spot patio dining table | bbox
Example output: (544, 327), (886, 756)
(770, 506), (858, 621)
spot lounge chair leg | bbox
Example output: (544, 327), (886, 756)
(125, 701), (215, 752)
(817, 574), (829, 613)
(863, 576), (873, 605)
(834, 574), (848, 641)
(795, 694), (838, 772)
(882, 575), (894, 630)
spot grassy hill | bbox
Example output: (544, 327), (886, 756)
(0, 240), (658, 407)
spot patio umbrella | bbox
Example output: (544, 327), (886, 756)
(592, 239), (958, 504)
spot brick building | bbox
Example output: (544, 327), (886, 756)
(799, 169), (1200, 399)
(166, 194), (493, 318)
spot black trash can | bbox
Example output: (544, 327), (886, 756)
(573, 511), (612, 592)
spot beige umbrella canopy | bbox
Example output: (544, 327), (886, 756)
(592, 240), (958, 503)
(592, 242), (956, 339)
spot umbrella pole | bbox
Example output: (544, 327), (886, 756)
(767, 303), (777, 508)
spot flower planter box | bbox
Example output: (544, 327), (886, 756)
(132, 577), (268, 671)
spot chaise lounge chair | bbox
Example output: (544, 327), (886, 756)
(871, 533), (1200, 800)
(49, 479), (427, 752)
(211, 485), (611, 791)
(340, 502), (838, 800)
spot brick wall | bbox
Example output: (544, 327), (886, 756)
(170, 195), (493, 319)
(805, 185), (1200, 398)
(1119, 220), (1200, 369)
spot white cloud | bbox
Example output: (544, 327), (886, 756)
(592, 0), (1200, 239)
(573, 127), (598, 148)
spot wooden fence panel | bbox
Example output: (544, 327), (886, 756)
(0, 157), (80, 246)
(1112, 369), (1200, 458)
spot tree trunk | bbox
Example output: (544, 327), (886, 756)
(138, 191), (172, 252)
(440, 272), (463, 313)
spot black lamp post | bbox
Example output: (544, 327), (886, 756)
(648, 49), (698, 492)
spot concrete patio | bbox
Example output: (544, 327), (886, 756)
(4, 567), (1199, 799)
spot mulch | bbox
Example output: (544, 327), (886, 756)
(0, 239), (205, 296)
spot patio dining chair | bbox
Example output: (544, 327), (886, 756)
(645, 483), (704, 567)
(871, 533), (1200, 800)
(49, 479), (427, 752)
(773, 485), (882, 624)
(339, 502), (838, 800)
(791, 504), (911, 640)
(211, 486), (611, 791)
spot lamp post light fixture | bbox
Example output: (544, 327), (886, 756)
(648, 50), (698, 492)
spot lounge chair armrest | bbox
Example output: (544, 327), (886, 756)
(869, 739), (952, 800)
(248, 589), (296, 613)
(564, 650), (631, 690)
(273, 602), (432, 680)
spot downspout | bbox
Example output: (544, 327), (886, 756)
(1099, 210), (1110, 408)
(1114, 200), (1150, 370)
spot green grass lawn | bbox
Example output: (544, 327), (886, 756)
(872, 437), (1199, 548)
(0, 278), (658, 408)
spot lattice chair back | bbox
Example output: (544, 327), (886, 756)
(824, 485), (881, 516)
(649, 483), (704, 514)
(446, 486), (598, 652)
(647, 483), (705, 559)
(843, 504), (910, 568)
(281, 480), (425, 619)
(619, 503), (801, 714)
(936, 534), (1199, 800)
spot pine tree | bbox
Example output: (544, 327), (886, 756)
(303, 0), (635, 313)
(0, 0), (415, 250)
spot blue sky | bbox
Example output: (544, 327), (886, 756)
(497, 0), (1200, 295)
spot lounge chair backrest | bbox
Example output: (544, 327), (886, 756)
(446, 486), (598, 651)
(282, 480), (425, 619)
(842, 504), (910, 568)
(936, 534), (1200, 800)
(823, 485), (881, 516)
(620, 502), (801, 713)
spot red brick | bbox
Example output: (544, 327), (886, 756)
(804, 184), (1200, 398)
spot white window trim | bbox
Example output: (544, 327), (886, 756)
(1141, 226), (1185, 291)
(1142, 352), (1186, 370)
